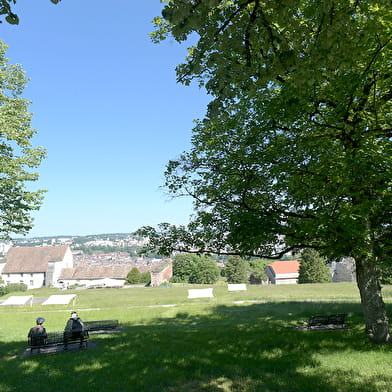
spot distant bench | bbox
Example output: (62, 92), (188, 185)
(84, 319), (119, 333)
(306, 313), (348, 330)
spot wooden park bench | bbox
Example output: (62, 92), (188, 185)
(305, 313), (348, 330)
(28, 329), (89, 354)
(84, 319), (119, 333)
(27, 319), (119, 354)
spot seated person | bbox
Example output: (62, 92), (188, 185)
(64, 311), (87, 349)
(28, 317), (47, 351)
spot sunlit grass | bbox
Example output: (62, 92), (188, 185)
(0, 283), (391, 391)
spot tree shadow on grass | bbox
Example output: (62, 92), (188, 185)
(1, 301), (391, 392)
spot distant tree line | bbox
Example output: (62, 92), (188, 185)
(170, 251), (339, 285)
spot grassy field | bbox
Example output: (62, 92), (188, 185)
(0, 283), (391, 392)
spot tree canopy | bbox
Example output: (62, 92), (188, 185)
(0, 41), (46, 239)
(0, 0), (61, 25)
(137, 1), (392, 343)
(172, 254), (220, 284)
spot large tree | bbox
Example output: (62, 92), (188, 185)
(138, 1), (392, 343)
(0, 41), (46, 238)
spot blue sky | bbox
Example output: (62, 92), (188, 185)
(2, 0), (209, 237)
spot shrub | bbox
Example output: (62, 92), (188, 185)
(0, 282), (27, 297)
(126, 268), (150, 285)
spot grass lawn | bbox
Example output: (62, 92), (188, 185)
(0, 283), (391, 392)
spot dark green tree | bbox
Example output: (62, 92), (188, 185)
(298, 249), (332, 284)
(172, 254), (199, 282)
(172, 254), (220, 284)
(126, 268), (141, 284)
(0, 41), (46, 239)
(223, 256), (248, 283)
(138, 1), (392, 343)
(188, 256), (220, 284)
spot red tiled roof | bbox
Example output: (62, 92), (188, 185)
(267, 260), (300, 274)
(3, 246), (69, 273)
(59, 266), (133, 280)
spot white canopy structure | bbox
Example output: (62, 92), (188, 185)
(1, 295), (33, 306)
(42, 294), (76, 306)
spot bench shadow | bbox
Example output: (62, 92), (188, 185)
(0, 301), (391, 391)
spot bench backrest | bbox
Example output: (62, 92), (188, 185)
(84, 319), (119, 330)
(28, 335), (47, 346)
(308, 313), (347, 326)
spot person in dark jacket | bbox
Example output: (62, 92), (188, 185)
(28, 317), (47, 353)
(64, 311), (86, 349)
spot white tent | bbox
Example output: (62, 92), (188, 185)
(41, 294), (76, 306)
(1, 295), (33, 306)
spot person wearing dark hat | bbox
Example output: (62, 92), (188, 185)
(28, 317), (47, 353)
(64, 311), (86, 349)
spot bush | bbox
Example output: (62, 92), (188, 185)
(126, 268), (150, 285)
(0, 282), (28, 297)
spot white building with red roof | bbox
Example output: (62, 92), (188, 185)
(265, 260), (300, 285)
(2, 245), (73, 289)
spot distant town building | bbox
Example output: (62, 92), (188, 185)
(59, 266), (133, 288)
(1, 245), (73, 288)
(0, 242), (12, 256)
(265, 260), (300, 285)
(150, 261), (172, 287)
(329, 258), (357, 282)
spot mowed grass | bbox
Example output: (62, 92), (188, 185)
(0, 283), (391, 392)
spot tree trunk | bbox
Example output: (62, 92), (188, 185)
(355, 256), (390, 343)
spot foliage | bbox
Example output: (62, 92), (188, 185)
(248, 259), (270, 284)
(172, 254), (220, 284)
(126, 267), (150, 285)
(0, 282), (27, 296)
(0, 41), (46, 239)
(222, 255), (248, 283)
(137, 0), (392, 343)
(0, 0), (60, 25)
(379, 261), (392, 285)
(172, 254), (199, 282)
(145, 0), (392, 259)
(298, 249), (332, 284)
